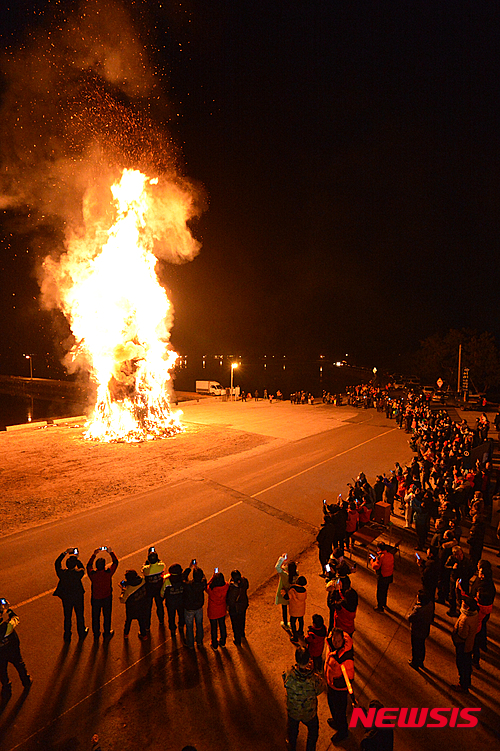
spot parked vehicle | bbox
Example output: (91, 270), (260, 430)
(432, 390), (446, 403)
(463, 391), (484, 410)
(422, 385), (434, 401)
(195, 380), (224, 395)
(405, 376), (420, 389)
(392, 381), (405, 390)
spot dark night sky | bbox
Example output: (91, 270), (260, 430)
(1, 0), (499, 377)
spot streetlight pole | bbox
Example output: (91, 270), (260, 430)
(23, 354), (33, 380)
(230, 362), (238, 401)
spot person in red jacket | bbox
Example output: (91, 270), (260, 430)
(304, 614), (327, 671)
(345, 503), (359, 551)
(357, 501), (371, 528)
(207, 571), (229, 649)
(371, 543), (394, 613)
(324, 628), (354, 743)
(86, 547), (119, 640)
(330, 580), (358, 635)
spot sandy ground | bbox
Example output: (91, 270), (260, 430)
(0, 398), (358, 538)
(0, 417), (275, 537)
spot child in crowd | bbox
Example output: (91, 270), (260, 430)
(304, 613), (327, 671)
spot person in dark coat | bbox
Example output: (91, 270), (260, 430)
(119, 570), (149, 640)
(373, 476), (386, 504)
(53, 549), (88, 641)
(227, 570), (249, 646)
(183, 563), (207, 649)
(414, 499), (430, 551)
(408, 590), (435, 669)
(451, 595), (479, 693)
(161, 563), (187, 636)
(324, 502), (348, 554)
(467, 513), (486, 568)
(316, 520), (336, 576)
(445, 546), (474, 616)
(0, 600), (32, 701)
(417, 550), (439, 602)
(469, 560), (497, 665)
(141, 547), (165, 629)
(436, 530), (457, 604)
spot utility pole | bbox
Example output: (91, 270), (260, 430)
(457, 344), (462, 394)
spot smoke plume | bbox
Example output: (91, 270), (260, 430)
(0, 0), (202, 320)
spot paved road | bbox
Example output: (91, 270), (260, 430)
(1, 404), (497, 751)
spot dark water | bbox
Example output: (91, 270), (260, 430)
(0, 359), (372, 428)
(173, 358), (370, 400)
(0, 392), (86, 429)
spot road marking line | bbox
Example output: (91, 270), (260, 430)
(120, 500), (243, 560)
(251, 428), (397, 496)
(12, 429), (395, 609)
(12, 501), (243, 609)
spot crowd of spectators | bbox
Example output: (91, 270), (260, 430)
(280, 390), (498, 749)
(2, 388), (499, 751)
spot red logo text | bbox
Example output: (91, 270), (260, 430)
(349, 707), (481, 729)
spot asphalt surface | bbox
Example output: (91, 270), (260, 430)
(0, 401), (499, 751)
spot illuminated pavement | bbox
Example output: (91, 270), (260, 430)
(0, 402), (498, 750)
(179, 397), (360, 440)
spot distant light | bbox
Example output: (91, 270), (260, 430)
(336, 361), (342, 367)
(231, 362), (238, 370)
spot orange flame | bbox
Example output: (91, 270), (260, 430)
(50, 168), (188, 442)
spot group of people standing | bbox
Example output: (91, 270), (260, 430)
(53, 546), (250, 651)
(1, 546), (250, 702)
(276, 550), (360, 748)
(277, 392), (499, 750)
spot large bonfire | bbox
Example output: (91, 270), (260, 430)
(44, 168), (196, 443)
(0, 1), (202, 441)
